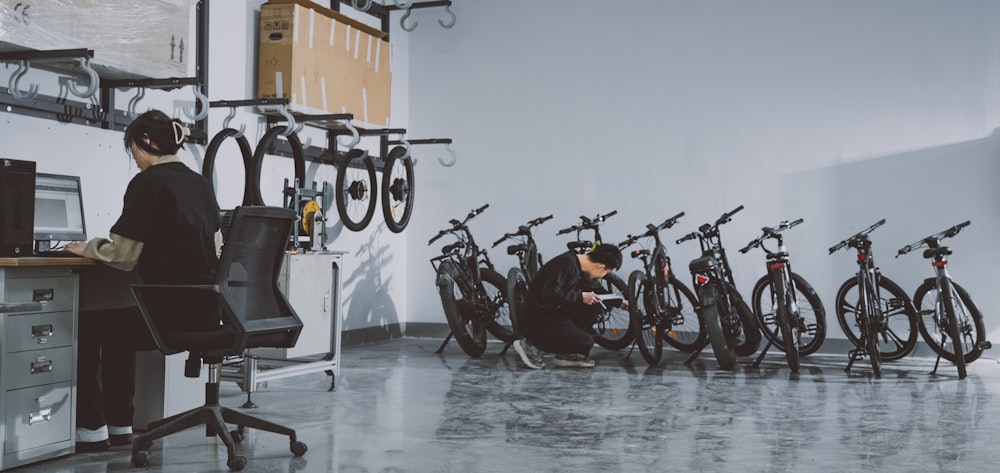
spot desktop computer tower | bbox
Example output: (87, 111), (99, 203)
(0, 158), (36, 256)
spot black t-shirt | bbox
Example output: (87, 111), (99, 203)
(111, 161), (220, 286)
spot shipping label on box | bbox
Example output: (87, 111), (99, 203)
(257, 0), (391, 127)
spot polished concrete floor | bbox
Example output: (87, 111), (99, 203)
(15, 338), (1000, 473)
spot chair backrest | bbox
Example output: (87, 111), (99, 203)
(215, 206), (303, 350)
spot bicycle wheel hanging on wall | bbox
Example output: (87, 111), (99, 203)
(381, 145), (415, 233)
(336, 148), (377, 231)
(203, 127), (255, 206)
(249, 125), (306, 207)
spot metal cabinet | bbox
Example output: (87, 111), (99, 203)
(0, 265), (78, 471)
(223, 251), (344, 396)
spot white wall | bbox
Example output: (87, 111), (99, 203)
(0, 0), (412, 338)
(405, 0), (1000, 344)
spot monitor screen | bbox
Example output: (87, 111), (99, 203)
(34, 173), (87, 242)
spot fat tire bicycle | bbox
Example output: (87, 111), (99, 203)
(381, 145), (415, 233)
(676, 205), (761, 370)
(739, 218), (826, 372)
(829, 219), (917, 377)
(491, 214), (553, 344)
(896, 220), (990, 379)
(429, 204), (513, 357)
(618, 211), (705, 366)
(556, 210), (632, 350)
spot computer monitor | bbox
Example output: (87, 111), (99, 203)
(33, 173), (87, 246)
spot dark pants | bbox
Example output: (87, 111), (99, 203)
(522, 305), (601, 356)
(76, 307), (155, 430)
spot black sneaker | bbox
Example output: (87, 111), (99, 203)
(513, 339), (545, 369)
(553, 353), (596, 368)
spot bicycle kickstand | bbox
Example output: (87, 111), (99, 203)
(684, 339), (709, 365)
(751, 326), (781, 368)
(930, 353), (942, 376)
(844, 348), (862, 373)
(498, 339), (513, 356)
(435, 332), (454, 354)
(625, 339), (637, 360)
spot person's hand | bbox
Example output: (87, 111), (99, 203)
(64, 241), (87, 256)
(620, 299), (629, 310)
(581, 291), (602, 305)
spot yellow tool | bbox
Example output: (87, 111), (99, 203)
(301, 200), (321, 235)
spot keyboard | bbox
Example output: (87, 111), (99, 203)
(34, 250), (78, 258)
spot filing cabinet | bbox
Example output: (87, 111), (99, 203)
(0, 265), (78, 471)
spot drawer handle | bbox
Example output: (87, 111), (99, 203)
(32, 288), (55, 302)
(30, 360), (53, 374)
(32, 324), (54, 338)
(28, 409), (52, 426)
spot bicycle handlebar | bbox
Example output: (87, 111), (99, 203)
(557, 210), (617, 235)
(739, 217), (804, 253)
(429, 204), (490, 246)
(491, 214), (553, 247)
(895, 220), (972, 257)
(717, 205), (744, 226)
(676, 232), (698, 245)
(828, 218), (886, 254)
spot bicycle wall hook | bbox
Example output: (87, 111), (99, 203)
(439, 143), (457, 167)
(394, 0), (414, 8)
(66, 57), (100, 99)
(400, 8), (418, 32)
(7, 60), (39, 100)
(182, 84), (210, 121)
(352, 0), (372, 12)
(222, 106), (246, 138)
(126, 87), (146, 117)
(277, 104), (297, 137)
(336, 119), (361, 149)
(439, 5), (456, 29)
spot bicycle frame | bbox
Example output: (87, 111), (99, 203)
(492, 214), (553, 283)
(620, 212), (686, 327)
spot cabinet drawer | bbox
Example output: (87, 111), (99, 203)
(4, 382), (73, 454)
(5, 312), (74, 352)
(4, 276), (77, 314)
(3, 347), (73, 390)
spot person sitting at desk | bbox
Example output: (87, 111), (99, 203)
(66, 110), (221, 451)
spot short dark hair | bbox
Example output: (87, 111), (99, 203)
(587, 243), (622, 271)
(124, 110), (187, 156)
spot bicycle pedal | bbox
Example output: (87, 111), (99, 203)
(980, 340), (992, 350)
(887, 298), (905, 310)
(764, 314), (776, 324)
(917, 309), (935, 316)
(805, 323), (818, 335)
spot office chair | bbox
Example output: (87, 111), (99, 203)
(128, 206), (307, 471)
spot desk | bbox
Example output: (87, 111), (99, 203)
(0, 257), (91, 471)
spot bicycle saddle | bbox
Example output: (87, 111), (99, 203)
(567, 241), (592, 252)
(441, 242), (466, 254)
(923, 247), (952, 259)
(507, 244), (529, 255)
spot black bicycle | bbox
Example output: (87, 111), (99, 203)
(619, 211), (705, 365)
(829, 219), (917, 377)
(492, 214), (553, 342)
(676, 205), (761, 370)
(429, 204), (513, 357)
(896, 221), (990, 379)
(556, 210), (632, 350)
(739, 218), (826, 372)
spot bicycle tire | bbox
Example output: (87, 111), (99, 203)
(835, 275), (917, 361)
(730, 288), (761, 357)
(381, 145), (415, 233)
(593, 272), (634, 350)
(773, 273), (800, 371)
(506, 267), (528, 340)
(751, 272), (827, 356)
(480, 268), (514, 343)
(660, 277), (705, 352)
(914, 279), (985, 364)
(698, 283), (736, 369)
(629, 271), (662, 365)
(436, 261), (486, 357)
(944, 286), (967, 379)
(860, 309), (882, 377)
(335, 149), (378, 231)
(202, 128), (255, 206)
(249, 126), (306, 207)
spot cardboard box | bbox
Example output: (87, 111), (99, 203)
(257, 0), (392, 127)
(0, 0), (196, 80)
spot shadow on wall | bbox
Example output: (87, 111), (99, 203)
(343, 224), (402, 344)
